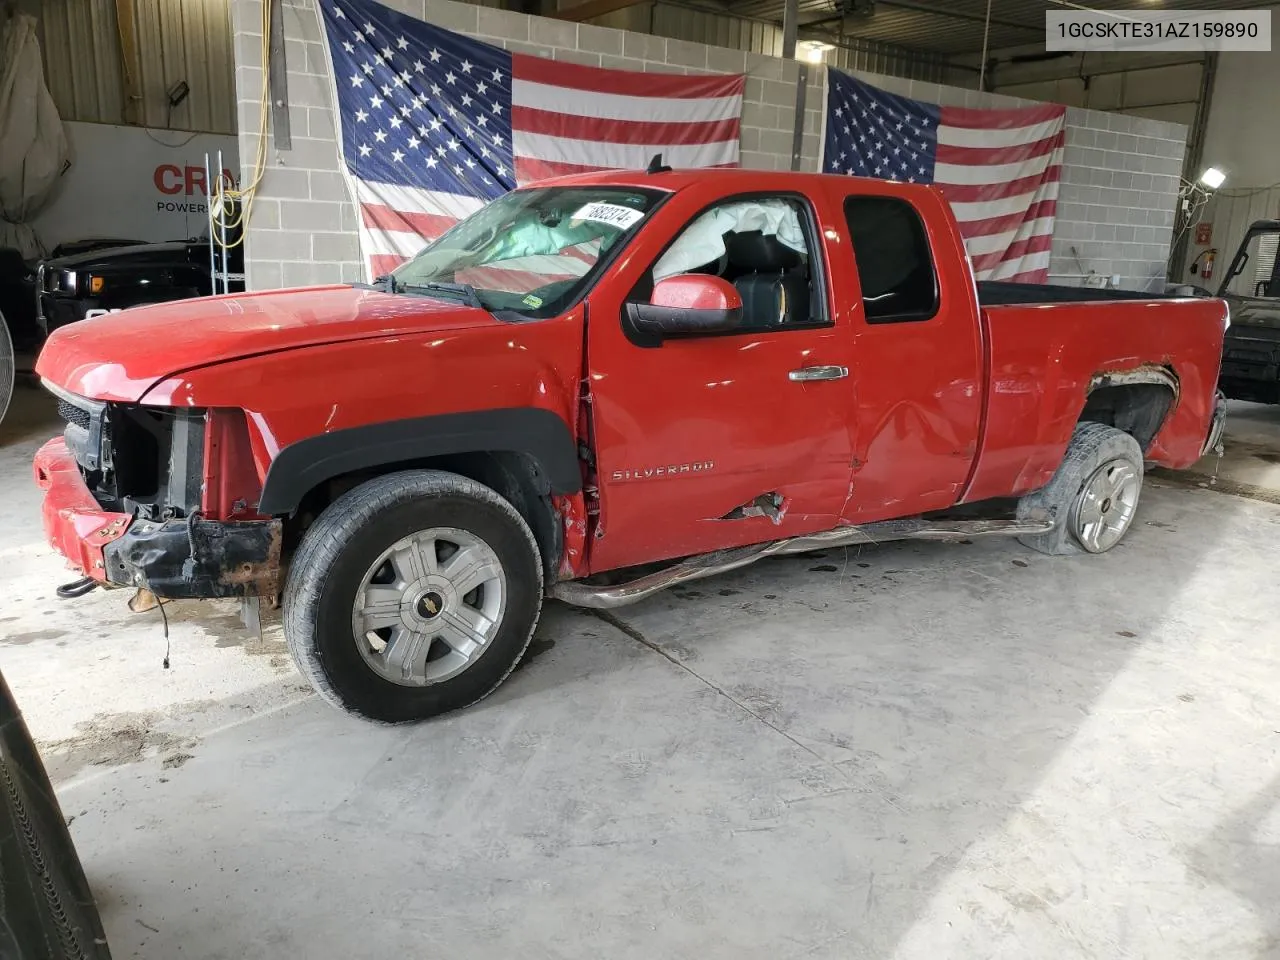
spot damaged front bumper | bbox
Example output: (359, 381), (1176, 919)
(34, 438), (281, 600)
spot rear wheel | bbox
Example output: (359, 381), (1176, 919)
(1017, 422), (1144, 556)
(283, 470), (543, 723)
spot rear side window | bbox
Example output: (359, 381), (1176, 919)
(843, 196), (938, 324)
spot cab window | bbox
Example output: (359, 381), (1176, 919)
(642, 195), (828, 331)
(844, 196), (939, 323)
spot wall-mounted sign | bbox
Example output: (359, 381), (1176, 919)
(1195, 222), (1213, 245)
(31, 121), (239, 250)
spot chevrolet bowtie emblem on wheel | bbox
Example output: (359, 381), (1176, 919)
(416, 591), (444, 619)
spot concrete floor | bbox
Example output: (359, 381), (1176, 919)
(3, 383), (1280, 959)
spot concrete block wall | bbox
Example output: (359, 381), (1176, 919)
(231, 0), (1186, 292)
(1056, 110), (1186, 292)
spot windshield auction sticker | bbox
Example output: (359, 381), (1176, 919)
(573, 202), (645, 230)
(1047, 9), (1270, 51)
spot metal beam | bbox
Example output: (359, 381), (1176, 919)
(269, 0), (291, 150)
(781, 0), (799, 60)
(113, 0), (142, 125)
(803, 0), (1041, 33)
(993, 56), (1206, 86)
(1169, 53), (1218, 281)
(790, 63), (807, 170)
(555, 0), (650, 22)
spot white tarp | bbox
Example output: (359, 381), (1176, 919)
(654, 200), (806, 281)
(0, 12), (69, 257)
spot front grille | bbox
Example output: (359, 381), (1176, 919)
(45, 386), (106, 473)
(57, 399), (91, 431)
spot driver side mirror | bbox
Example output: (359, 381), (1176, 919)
(624, 274), (742, 347)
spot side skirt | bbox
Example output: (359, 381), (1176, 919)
(548, 516), (1054, 609)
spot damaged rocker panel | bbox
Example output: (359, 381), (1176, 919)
(719, 492), (788, 525)
(549, 515), (1055, 609)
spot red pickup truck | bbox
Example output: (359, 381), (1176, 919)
(34, 168), (1228, 723)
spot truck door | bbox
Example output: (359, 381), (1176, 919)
(584, 192), (856, 573)
(836, 190), (984, 520)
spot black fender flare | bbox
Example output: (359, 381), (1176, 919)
(257, 407), (581, 515)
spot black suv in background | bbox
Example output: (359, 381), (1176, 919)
(36, 235), (244, 337)
(0, 240), (139, 351)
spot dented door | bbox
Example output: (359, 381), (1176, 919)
(583, 190), (856, 573)
(835, 187), (985, 521)
(585, 327), (857, 572)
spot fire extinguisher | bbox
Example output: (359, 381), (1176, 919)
(1191, 247), (1217, 280)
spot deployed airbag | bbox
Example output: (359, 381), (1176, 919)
(654, 200), (806, 280)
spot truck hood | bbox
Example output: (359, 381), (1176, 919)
(1224, 293), (1280, 332)
(45, 240), (195, 271)
(36, 285), (502, 402)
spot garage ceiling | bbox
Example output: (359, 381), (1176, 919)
(684, 0), (1279, 56)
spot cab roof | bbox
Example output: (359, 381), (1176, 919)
(529, 166), (937, 197)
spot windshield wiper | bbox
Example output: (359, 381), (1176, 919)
(353, 274), (401, 293)
(400, 280), (485, 308)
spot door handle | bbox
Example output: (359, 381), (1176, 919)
(788, 365), (848, 382)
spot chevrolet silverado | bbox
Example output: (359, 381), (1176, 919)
(33, 168), (1229, 722)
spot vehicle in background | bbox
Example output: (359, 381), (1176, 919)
(36, 234), (244, 337)
(1215, 219), (1280, 404)
(1, 240), (145, 352)
(32, 168), (1229, 724)
(0, 667), (112, 958)
(50, 238), (147, 260)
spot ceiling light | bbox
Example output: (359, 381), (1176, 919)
(797, 40), (833, 63)
(1199, 166), (1226, 189)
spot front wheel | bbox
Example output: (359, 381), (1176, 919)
(1017, 422), (1144, 556)
(283, 470), (543, 723)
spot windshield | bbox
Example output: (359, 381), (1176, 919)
(389, 186), (663, 318)
(1222, 228), (1280, 300)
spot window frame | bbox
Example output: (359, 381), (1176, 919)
(623, 190), (833, 345)
(842, 194), (940, 325)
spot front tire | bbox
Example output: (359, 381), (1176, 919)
(283, 470), (543, 723)
(1017, 422), (1144, 556)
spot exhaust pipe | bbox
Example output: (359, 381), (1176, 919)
(549, 516), (1054, 609)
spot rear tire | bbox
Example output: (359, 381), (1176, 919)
(1017, 422), (1144, 556)
(283, 470), (543, 723)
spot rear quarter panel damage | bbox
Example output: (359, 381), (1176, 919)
(963, 296), (1228, 503)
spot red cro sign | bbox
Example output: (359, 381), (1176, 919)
(152, 165), (239, 213)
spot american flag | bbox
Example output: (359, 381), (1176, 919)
(823, 69), (1065, 283)
(318, 0), (745, 279)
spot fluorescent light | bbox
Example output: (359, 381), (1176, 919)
(1199, 166), (1226, 189)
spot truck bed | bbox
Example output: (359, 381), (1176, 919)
(962, 293), (1229, 506)
(978, 280), (1175, 306)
